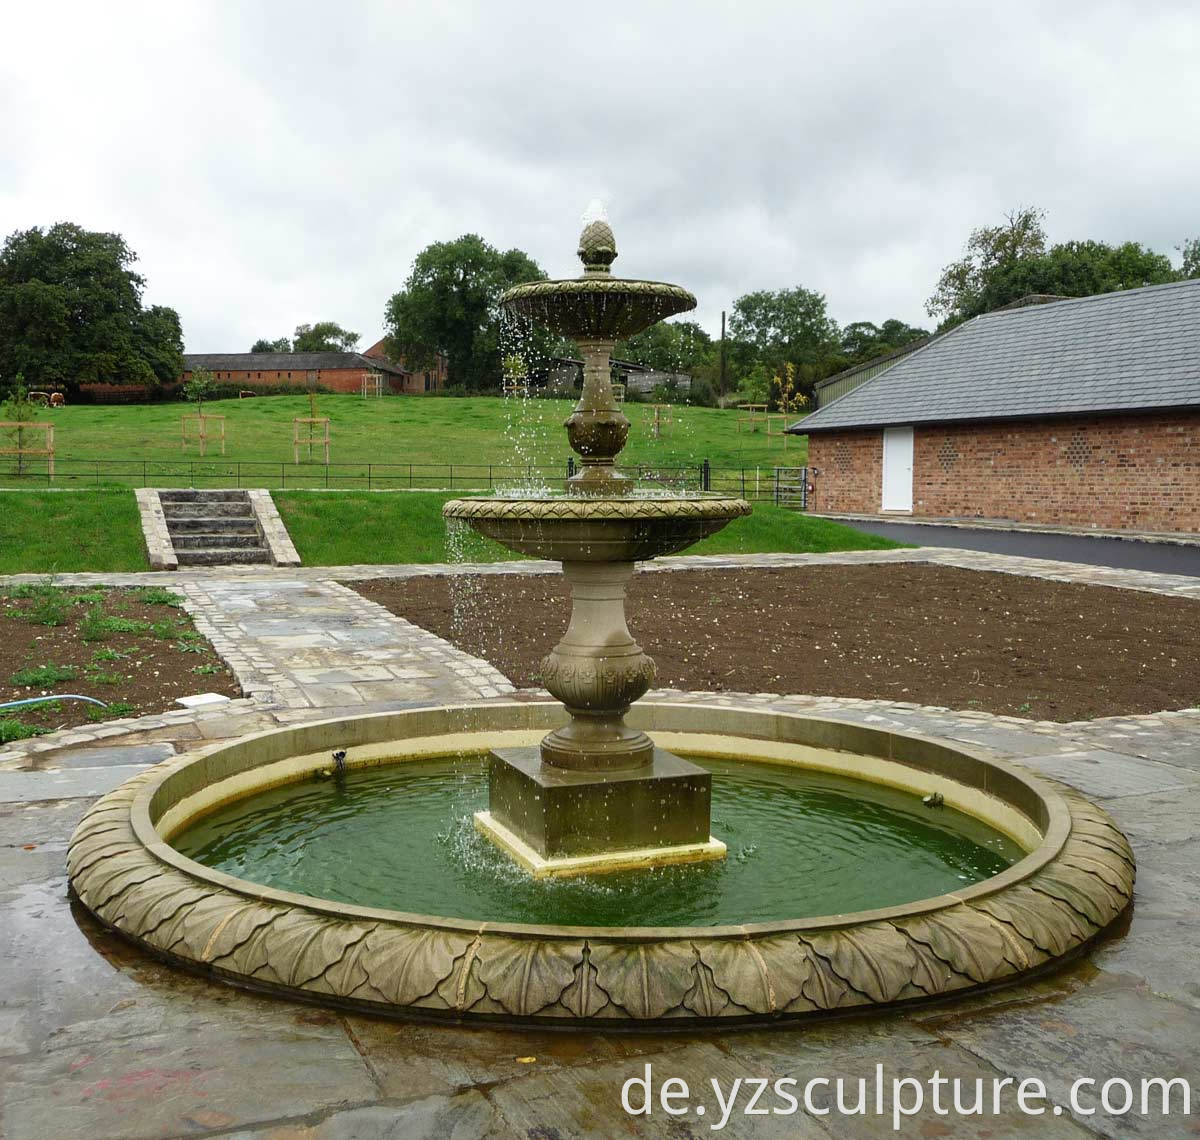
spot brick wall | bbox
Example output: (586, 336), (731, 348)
(808, 411), (1200, 533)
(807, 431), (884, 514)
(181, 367), (408, 394)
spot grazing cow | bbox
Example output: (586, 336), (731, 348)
(49, 392), (65, 407)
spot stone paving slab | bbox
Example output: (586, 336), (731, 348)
(0, 765), (158, 804)
(1026, 749), (1200, 799)
(34, 742), (177, 770)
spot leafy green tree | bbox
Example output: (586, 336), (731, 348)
(839, 318), (929, 364)
(1177, 238), (1200, 279)
(292, 322), (359, 353)
(616, 320), (713, 373)
(251, 336), (292, 353)
(735, 362), (772, 405)
(384, 235), (548, 390)
(977, 240), (1178, 312)
(927, 208), (1193, 326)
(1, 378), (40, 475)
(926, 207), (1048, 325)
(0, 222), (183, 389)
(182, 366), (214, 411)
(727, 286), (839, 399)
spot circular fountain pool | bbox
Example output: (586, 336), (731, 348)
(173, 754), (1021, 927)
(68, 700), (1134, 1027)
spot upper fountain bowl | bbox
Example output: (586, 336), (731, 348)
(500, 216), (697, 341)
(501, 278), (697, 341)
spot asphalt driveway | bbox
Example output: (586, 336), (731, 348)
(841, 519), (1200, 577)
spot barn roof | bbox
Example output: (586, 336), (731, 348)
(183, 352), (408, 376)
(792, 277), (1200, 434)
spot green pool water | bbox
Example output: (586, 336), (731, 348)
(172, 754), (1023, 927)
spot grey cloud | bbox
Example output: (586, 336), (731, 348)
(1, 0), (1196, 351)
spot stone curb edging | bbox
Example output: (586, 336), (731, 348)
(133, 489), (178, 571)
(246, 490), (301, 567)
(67, 701), (1135, 1027)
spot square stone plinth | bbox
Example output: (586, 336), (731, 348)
(484, 746), (720, 866)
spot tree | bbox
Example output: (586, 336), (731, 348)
(0, 222), (183, 390)
(977, 239), (1178, 312)
(383, 235), (548, 390)
(182, 366), (214, 411)
(292, 322), (359, 353)
(1, 378), (40, 476)
(1178, 238), (1200, 279)
(616, 320), (713, 373)
(727, 286), (840, 398)
(251, 336), (292, 353)
(926, 207), (1048, 324)
(839, 318), (928, 364)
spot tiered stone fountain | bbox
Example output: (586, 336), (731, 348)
(445, 216), (749, 876)
(66, 211), (1134, 1029)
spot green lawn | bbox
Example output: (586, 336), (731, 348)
(273, 492), (901, 567)
(0, 486), (899, 574)
(1, 396), (807, 489)
(0, 491), (148, 573)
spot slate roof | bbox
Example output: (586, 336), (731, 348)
(183, 352), (408, 376)
(793, 278), (1200, 433)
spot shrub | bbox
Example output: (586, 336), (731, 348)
(134, 587), (184, 607)
(91, 647), (127, 663)
(84, 670), (124, 686)
(0, 718), (51, 743)
(79, 607), (110, 641)
(88, 701), (135, 721)
(10, 663), (79, 687)
(687, 377), (718, 407)
(28, 595), (69, 626)
(97, 616), (152, 634)
(72, 590), (109, 606)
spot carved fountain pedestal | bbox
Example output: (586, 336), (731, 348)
(446, 215), (749, 876)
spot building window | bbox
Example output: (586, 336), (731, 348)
(425, 376), (431, 392)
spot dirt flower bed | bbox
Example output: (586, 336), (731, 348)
(1, 582), (240, 743)
(355, 564), (1200, 721)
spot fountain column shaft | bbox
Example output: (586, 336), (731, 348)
(565, 339), (633, 495)
(539, 561), (655, 770)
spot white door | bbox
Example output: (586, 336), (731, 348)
(881, 426), (914, 511)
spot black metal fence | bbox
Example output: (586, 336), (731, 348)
(0, 456), (808, 504)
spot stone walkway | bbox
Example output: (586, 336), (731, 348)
(1, 550), (1199, 1137)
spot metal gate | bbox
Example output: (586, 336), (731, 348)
(773, 466), (808, 509)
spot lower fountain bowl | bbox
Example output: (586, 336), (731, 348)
(67, 700), (1134, 1028)
(441, 494), (752, 562)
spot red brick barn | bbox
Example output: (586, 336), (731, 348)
(180, 347), (447, 395)
(791, 279), (1200, 535)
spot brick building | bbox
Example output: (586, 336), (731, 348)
(181, 341), (447, 396)
(790, 279), (1200, 534)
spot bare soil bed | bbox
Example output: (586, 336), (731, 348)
(1, 583), (240, 742)
(355, 564), (1200, 721)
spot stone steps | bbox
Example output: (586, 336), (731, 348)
(158, 489), (248, 503)
(174, 547), (274, 566)
(165, 516), (261, 535)
(161, 502), (257, 521)
(170, 533), (264, 550)
(161, 490), (272, 567)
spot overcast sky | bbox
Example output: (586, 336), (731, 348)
(3, 1), (1197, 352)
